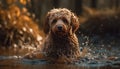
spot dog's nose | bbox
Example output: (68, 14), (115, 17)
(57, 25), (63, 31)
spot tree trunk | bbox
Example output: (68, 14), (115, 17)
(91, 0), (97, 8)
(52, 0), (59, 8)
(74, 0), (82, 15)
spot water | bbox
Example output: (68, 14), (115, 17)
(0, 58), (120, 69)
(0, 35), (120, 69)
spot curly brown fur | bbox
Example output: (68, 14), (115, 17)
(43, 8), (81, 63)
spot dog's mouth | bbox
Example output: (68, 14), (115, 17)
(57, 30), (65, 33)
(55, 30), (67, 36)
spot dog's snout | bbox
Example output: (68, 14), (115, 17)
(57, 25), (63, 31)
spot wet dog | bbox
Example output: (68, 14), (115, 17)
(43, 8), (81, 63)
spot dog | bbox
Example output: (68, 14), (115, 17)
(43, 8), (81, 63)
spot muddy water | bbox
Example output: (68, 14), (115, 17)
(0, 35), (120, 69)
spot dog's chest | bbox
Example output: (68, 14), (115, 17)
(44, 36), (79, 58)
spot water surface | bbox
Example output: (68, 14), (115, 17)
(0, 35), (120, 69)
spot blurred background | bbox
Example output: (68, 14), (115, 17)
(0, 0), (120, 27)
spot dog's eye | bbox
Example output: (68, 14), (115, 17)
(62, 18), (68, 23)
(52, 19), (57, 23)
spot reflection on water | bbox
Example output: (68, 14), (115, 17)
(0, 58), (120, 69)
(0, 35), (120, 69)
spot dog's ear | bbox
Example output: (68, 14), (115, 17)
(43, 12), (50, 34)
(71, 13), (79, 33)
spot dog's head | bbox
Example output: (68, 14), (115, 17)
(44, 8), (79, 36)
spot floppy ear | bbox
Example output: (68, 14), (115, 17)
(43, 12), (50, 34)
(71, 13), (79, 33)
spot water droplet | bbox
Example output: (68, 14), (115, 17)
(19, 30), (23, 34)
(8, 13), (11, 19)
(29, 28), (33, 33)
(13, 44), (17, 48)
(37, 35), (42, 41)
(22, 27), (27, 31)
